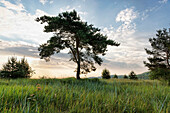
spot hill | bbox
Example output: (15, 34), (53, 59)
(137, 72), (150, 79)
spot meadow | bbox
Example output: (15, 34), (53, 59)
(0, 78), (169, 113)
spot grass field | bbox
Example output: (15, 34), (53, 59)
(0, 78), (169, 113)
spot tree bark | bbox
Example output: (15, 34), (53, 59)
(76, 37), (80, 79)
(166, 51), (170, 68)
(76, 62), (80, 79)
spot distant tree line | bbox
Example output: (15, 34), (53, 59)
(101, 69), (138, 80)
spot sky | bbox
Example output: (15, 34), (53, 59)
(0, 0), (169, 78)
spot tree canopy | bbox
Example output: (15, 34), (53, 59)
(113, 74), (118, 79)
(36, 10), (120, 79)
(144, 28), (170, 83)
(102, 68), (111, 79)
(129, 71), (138, 80)
(123, 75), (128, 79)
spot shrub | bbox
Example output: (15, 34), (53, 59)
(123, 75), (128, 79)
(102, 69), (110, 79)
(129, 71), (138, 80)
(113, 74), (118, 79)
(149, 68), (170, 85)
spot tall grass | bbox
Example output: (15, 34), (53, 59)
(0, 78), (169, 113)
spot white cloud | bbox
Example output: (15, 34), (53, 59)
(39, 0), (48, 5)
(39, 0), (54, 5)
(101, 7), (149, 73)
(159, 0), (168, 4)
(0, 0), (25, 12)
(115, 7), (138, 37)
(141, 0), (167, 21)
(141, 5), (161, 20)
(0, 1), (54, 45)
(116, 8), (138, 23)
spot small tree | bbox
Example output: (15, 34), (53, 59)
(102, 69), (110, 79)
(0, 57), (34, 78)
(113, 74), (118, 79)
(129, 71), (138, 80)
(123, 75), (128, 79)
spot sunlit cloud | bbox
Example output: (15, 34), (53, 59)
(0, 1), (54, 45)
(39, 0), (48, 5)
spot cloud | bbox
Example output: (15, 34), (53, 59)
(0, 0), (25, 12)
(39, 0), (54, 5)
(159, 0), (168, 4)
(115, 7), (138, 36)
(39, 0), (48, 5)
(0, 39), (76, 78)
(141, 0), (168, 21)
(0, 0), (54, 45)
(141, 5), (162, 20)
(101, 7), (148, 73)
(116, 8), (138, 23)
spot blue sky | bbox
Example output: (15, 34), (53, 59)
(0, 0), (169, 78)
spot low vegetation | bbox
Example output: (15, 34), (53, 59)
(102, 68), (111, 79)
(129, 71), (138, 80)
(0, 78), (169, 113)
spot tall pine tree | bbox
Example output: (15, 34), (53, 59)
(144, 28), (170, 82)
(36, 10), (120, 79)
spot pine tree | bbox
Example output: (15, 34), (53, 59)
(113, 74), (118, 78)
(36, 10), (120, 79)
(144, 28), (170, 83)
(123, 75), (128, 79)
(102, 69), (110, 79)
(129, 71), (138, 80)
(0, 57), (34, 78)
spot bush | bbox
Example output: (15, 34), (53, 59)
(149, 68), (170, 85)
(113, 74), (118, 79)
(129, 71), (138, 80)
(102, 69), (110, 79)
(0, 56), (34, 79)
(123, 75), (128, 79)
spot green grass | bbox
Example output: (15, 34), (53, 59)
(0, 78), (169, 113)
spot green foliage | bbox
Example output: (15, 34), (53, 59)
(149, 68), (170, 84)
(0, 57), (34, 78)
(36, 10), (120, 79)
(123, 75), (128, 79)
(129, 71), (138, 80)
(113, 74), (118, 78)
(144, 28), (170, 82)
(102, 68), (110, 79)
(0, 78), (169, 112)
